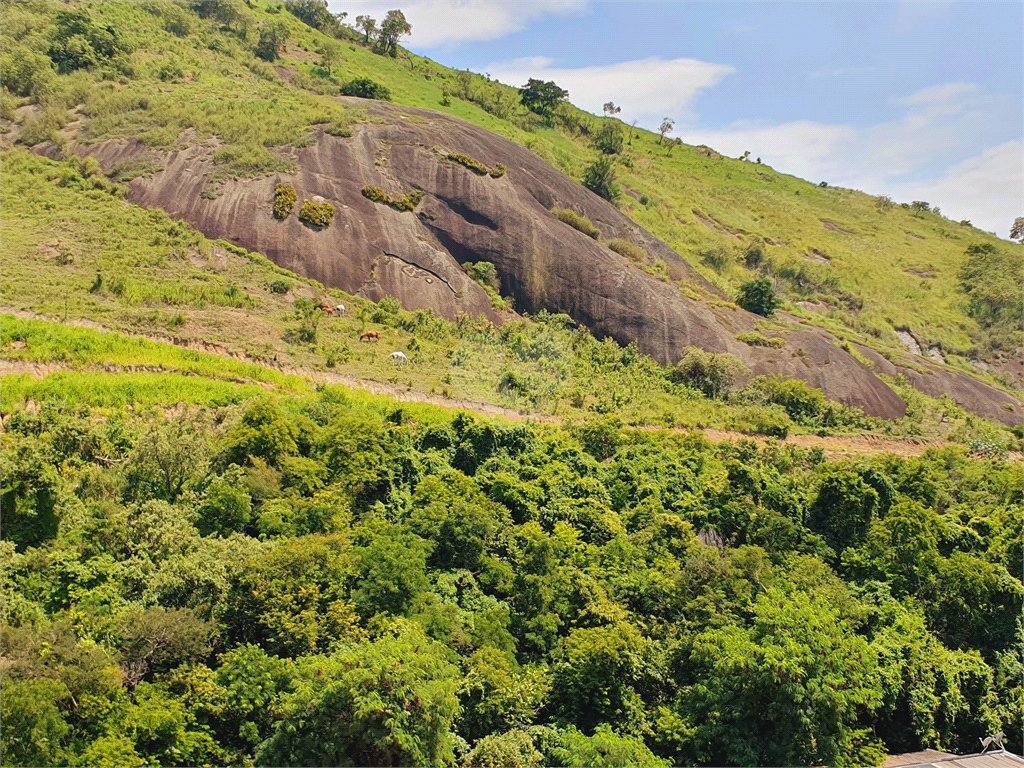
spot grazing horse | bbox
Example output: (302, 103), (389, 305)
(359, 330), (382, 342)
(389, 351), (409, 366)
(335, 304), (346, 316)
(320, 304), (335, 316)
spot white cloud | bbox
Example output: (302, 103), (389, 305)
(678, 82), (1020, 235)
(486, 56), (736, 128)
(886, 140), (1023, 236)
(326, 0), (587, 47)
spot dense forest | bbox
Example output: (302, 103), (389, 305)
(2, 382), (1021, 766)
(1, 0), (1022, 766)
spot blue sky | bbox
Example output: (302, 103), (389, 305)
(329, 1), (1023, 236)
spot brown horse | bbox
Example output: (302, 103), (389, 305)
(359, 330), (382, 342)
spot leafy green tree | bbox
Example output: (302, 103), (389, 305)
(683, 589), (883, 767)
(1, 434), (61, 550)
(223, 399), (299, 466)
(352, 523), (432, 618)
(198, 475), (253, 536)
(0, 46), (57, 99)
(658, 117), (674, 144)
(872, 603), (1001, 754)
(519, 78), (568, 118)
(118, 606), (218, 690)
(0, 678), (71, 767)
(127, 415), (210, 502)
(254, 19), (289, 61)
(355, 14), (377, 43)
(463, 729), (544, 768)
(340, 77), (391, 100)
(1010, 216), (1024, 241)
(807, 466), (881, 559)
(226, 533), (360, 656)
(461, 647), (550, 740)
(214, 644), (296, 751)
(376, 9), (411, 57)
(317, 38), (342, 74)
(256, 629), (463, 767)
(669, 347), (748, 399)
(736, 277), (783, 316)
(582, 155), (621, 204)
(551, 623), (650, 734)
(593, 121), (624, 154)
(535, 724), (671, 768)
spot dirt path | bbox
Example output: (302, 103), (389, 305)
(3, 307), (1017, 460)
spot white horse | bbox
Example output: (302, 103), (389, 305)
(336, 304), (346, 316)
(389, 351), (409, 366)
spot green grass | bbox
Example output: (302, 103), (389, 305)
(0, 371), (272, 411)
(1, 315), (311, 391)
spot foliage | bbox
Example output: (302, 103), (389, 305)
(298, 199), (335, 227)
(375, 9), (412, 58)
(447, 152), (490, 175)
(670, 347), (748, 399)
(737, 331), (785, 347)
(273, 184), (298, 219)
(592, 121), (624, 155)
(552, 208), (600, 239)
(362, 185), (425, 212)
(736, 277), (783, 317)
(607, 239), (647, 261)
(489, 163), (507, 178)
(340, 77), (391, 100)
(582, 155), (621, 205)
(519, 78), (568, 118)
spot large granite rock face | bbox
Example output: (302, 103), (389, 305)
(65, 99), (1024, 425)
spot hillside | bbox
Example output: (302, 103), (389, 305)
(1, 4), (1022, 768)
(1, 0), (1021, 428)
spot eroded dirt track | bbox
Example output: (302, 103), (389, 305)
(2, 308), (1018, 461)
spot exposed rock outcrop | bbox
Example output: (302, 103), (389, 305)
(56, 100), (1023, 425)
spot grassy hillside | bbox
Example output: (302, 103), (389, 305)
(3, 149), (1020, 452)
(3, 0), (1018, 393)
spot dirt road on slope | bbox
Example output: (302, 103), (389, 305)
(2, 308), (1017, 461)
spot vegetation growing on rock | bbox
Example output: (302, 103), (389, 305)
(552, 208), (600, 239)
(361, 185), (425, 212)
(273, 184), (298, 219)
(607, 238), (647, 261)
(298, 199), (335, 227)
(737, 331), (786, 348)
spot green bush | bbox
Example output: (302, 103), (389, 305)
(592, 121), (623, 155)
(581, 155), (621, 204)
(670, 347), (748, 399)
(273, 184), (298, 219)
(607, 238), (646, 261)
(733, 404), (791, 438)
(107, 156), (163, 182)
(736, 278), (783, 317)
(341, 77), (391, 100)
(446, 153), (489, 175)
(737, 331), (785, 348)
(362, 186), (424, 212)
(298, 199), (335, 227)
(489, 163), (507, 178)
(552, 208), (599, 239)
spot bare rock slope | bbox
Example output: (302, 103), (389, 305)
(75, 100), (1022, 425)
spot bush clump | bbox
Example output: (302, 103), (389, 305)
(736, 278), (783, 317)
(737, 331), (785, 348)
(552, 208), (600, 240)
(107, 157), (163, 183)
(607, 239), (646, 261)
(273, 184), (298, 219)
(340, 78), (391, 100)
(446, 153), (489, 175)
(489, 163), (507, 178)
(362, 186), (424, 212)
(669, 347), (748, 399)
(298, 199), (335, 227)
